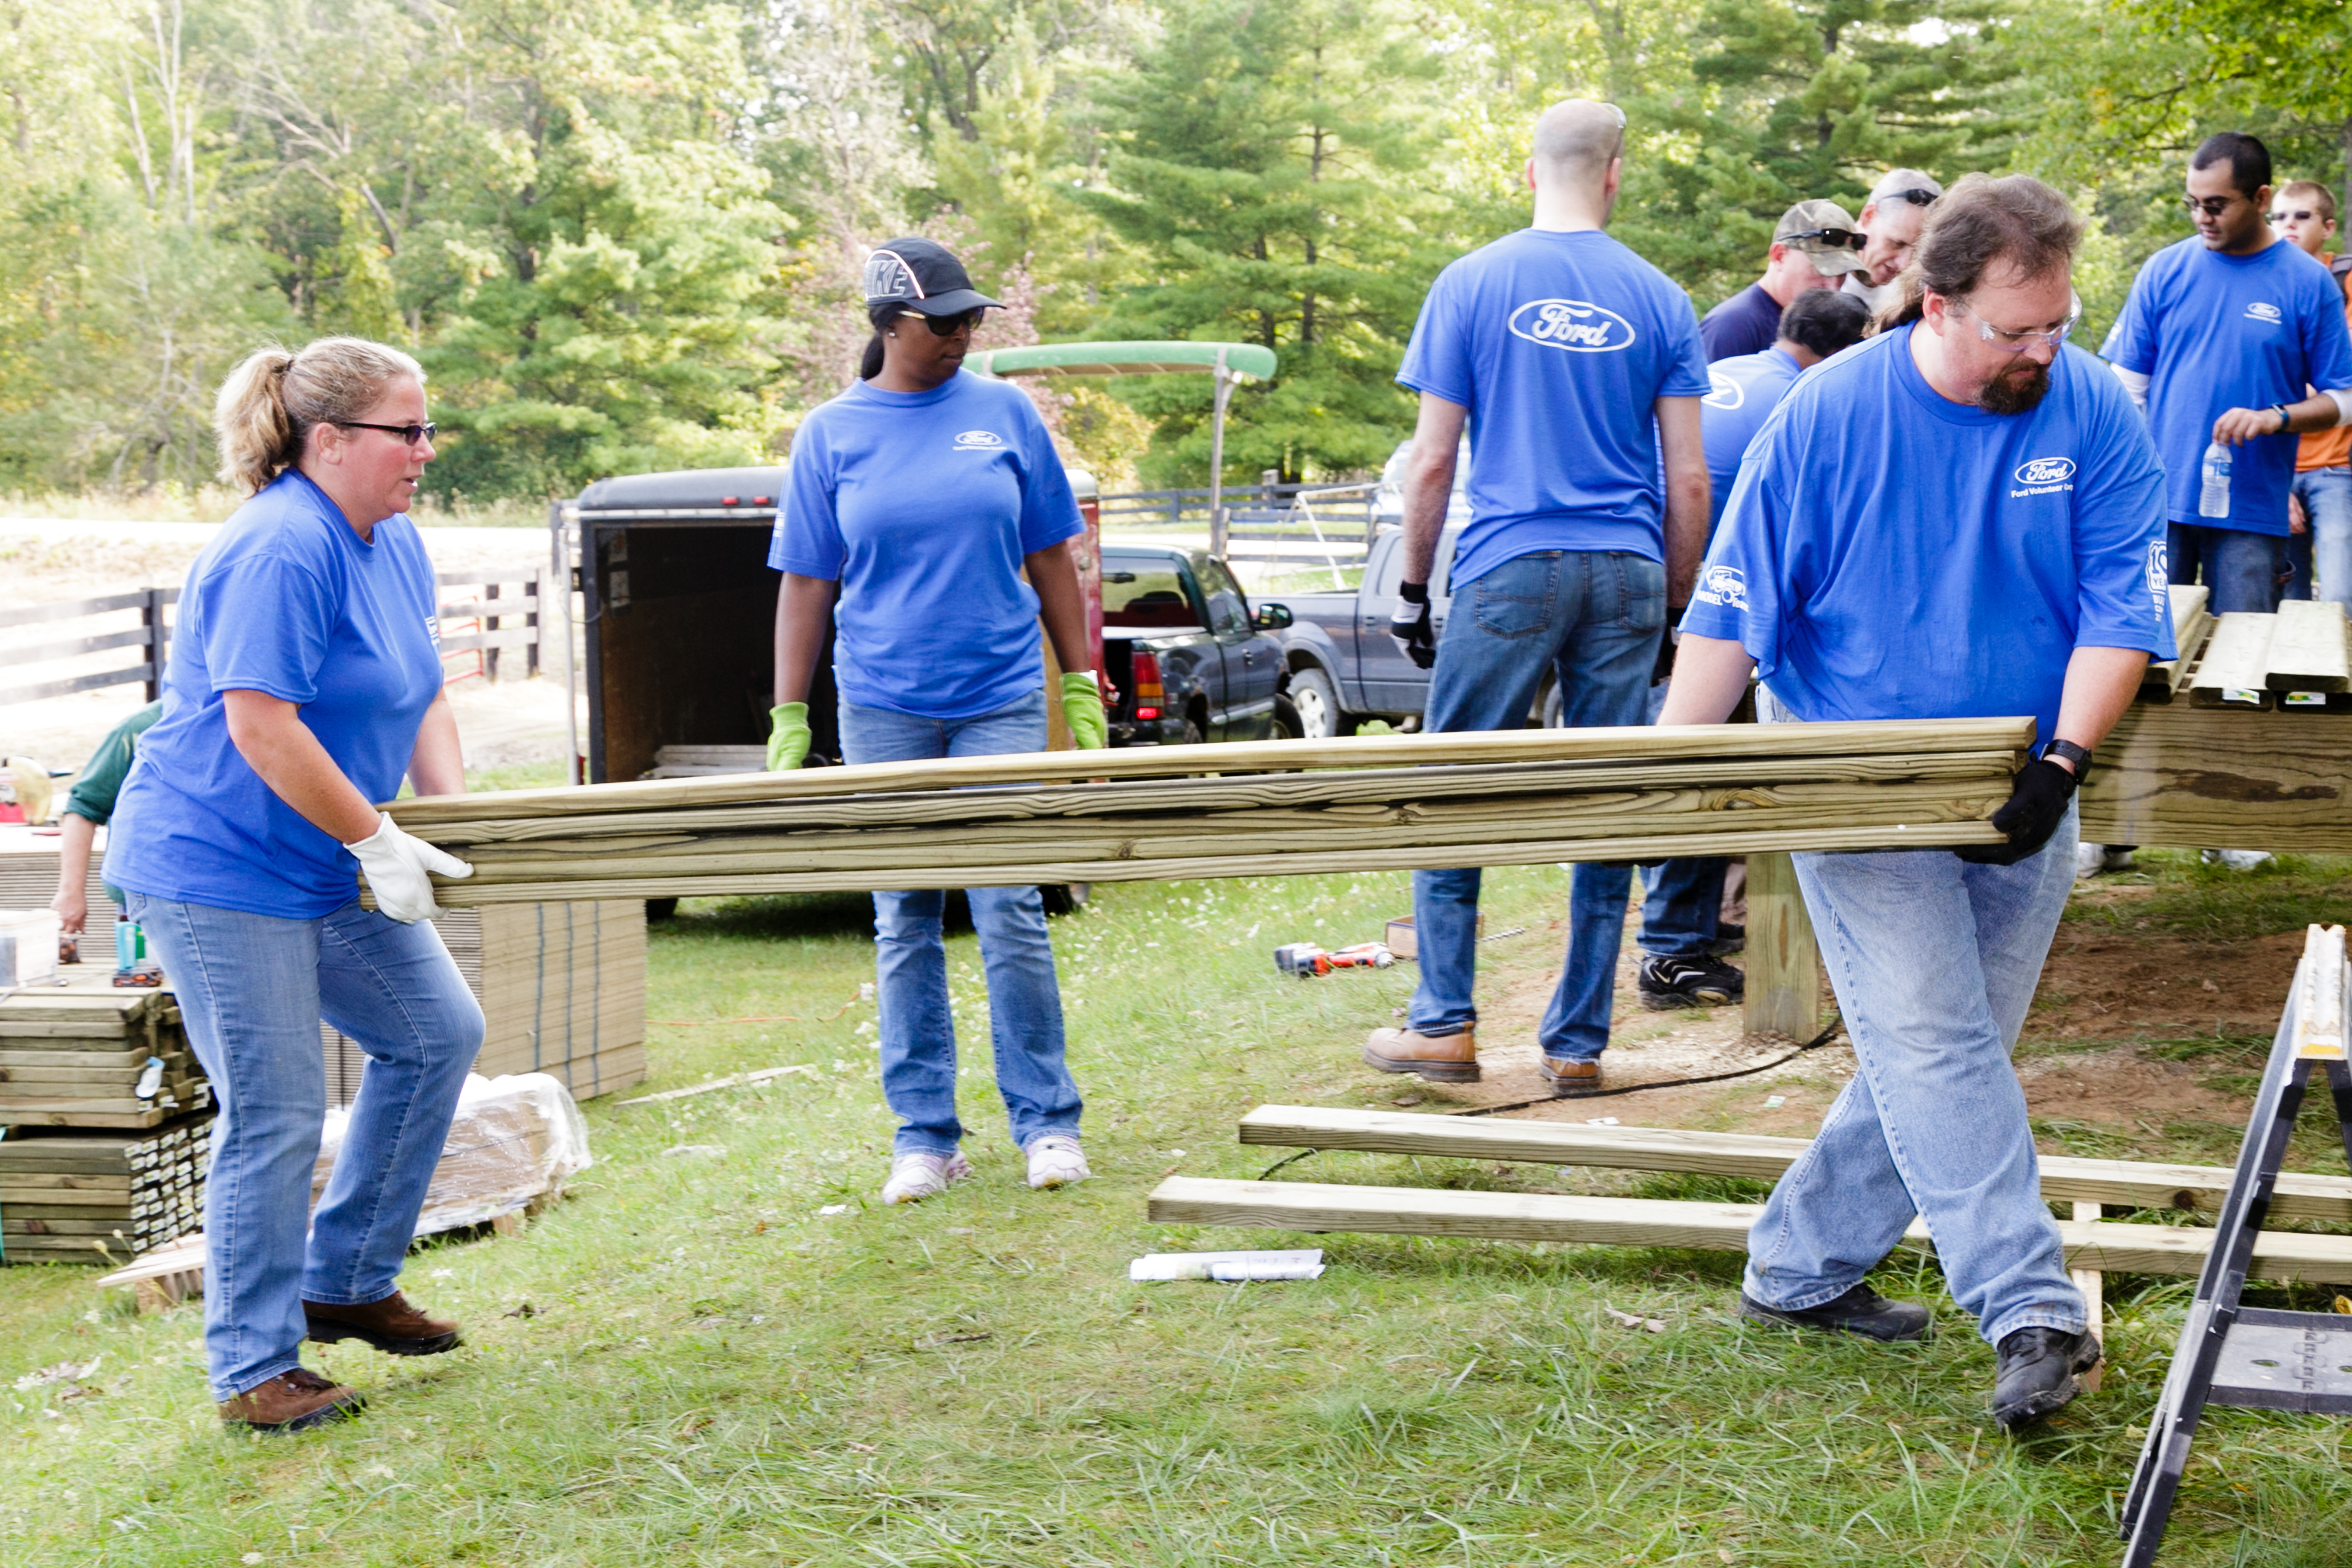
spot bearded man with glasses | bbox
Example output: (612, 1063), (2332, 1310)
(1660, 174), (2173, 1432)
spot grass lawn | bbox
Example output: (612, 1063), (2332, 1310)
(5, 858), (2352, 1564)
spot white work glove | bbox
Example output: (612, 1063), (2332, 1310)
(344, 814), (473, 924)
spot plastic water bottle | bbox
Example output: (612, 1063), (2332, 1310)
(2199, 440), (2231, 519)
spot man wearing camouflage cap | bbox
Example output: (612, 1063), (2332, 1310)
(1700, 199), (1868, 361)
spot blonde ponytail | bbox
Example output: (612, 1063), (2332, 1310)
(213, 337), (427, 495)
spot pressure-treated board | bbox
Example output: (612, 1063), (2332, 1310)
(2140, 585), (2214, 704)
(2188, 613), (2278, 709)
(2265, 599), (2352, 692)
(1742, 851), (1819, 1041)
(1146, 1176), (2352, 1282)
(1233, 1107), (2352, 1224)
(2079, 702), (2352, 852)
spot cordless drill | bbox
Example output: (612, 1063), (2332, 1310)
(1273, 941), (1395, 978)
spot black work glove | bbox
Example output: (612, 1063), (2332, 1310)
(1389, 580), (1436, 669)
(1954, 758), (2077, 866)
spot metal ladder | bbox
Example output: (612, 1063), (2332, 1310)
(2121, 923), (2352, 1565)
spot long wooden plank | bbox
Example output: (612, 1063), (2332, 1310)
(2080, 702), (2352, 852)
(382, 717), (2037, 826)
(2188, 613), (2277, 709)
(1234, 1107), (2352, 1224)
(1147, 1177), (2352, 1283)
(2267, 599), (2352, 692)
(2141, 596), (2212, 703)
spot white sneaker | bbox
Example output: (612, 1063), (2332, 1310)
(2100, 846), (2137, 872)
(1023, 1135), (1091, 1190)
(2074, 842), (2105, 879)
(881, 1150), (972, 1205)
(2202, 848), (2274, 872)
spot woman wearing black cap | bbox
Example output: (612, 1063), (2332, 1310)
(767, 237), (1107, 1206)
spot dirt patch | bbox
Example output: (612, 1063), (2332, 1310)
(2030, 925), (2300, 1044)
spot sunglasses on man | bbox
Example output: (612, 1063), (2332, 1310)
(901, 308), (986, 337)
(338, 420), (437, 445)
(1781, 227), (1866, 251)
(2182, 195), (2248, 216)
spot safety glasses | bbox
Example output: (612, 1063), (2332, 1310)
(903, 309), (985, 337)
(1956, 293), (2082, 353)
(1781, 227), (1866, 251)
(338, 420), (437, 445)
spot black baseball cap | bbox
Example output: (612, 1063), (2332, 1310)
(862, 237), (1001, 317)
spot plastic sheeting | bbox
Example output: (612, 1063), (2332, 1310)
(313, 1072), (593, 1237)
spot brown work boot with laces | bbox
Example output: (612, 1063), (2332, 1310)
(217, 1367), (364, 1434)
(304, 1290), (462, 1356)
(1362, 1024), (1480, 1083)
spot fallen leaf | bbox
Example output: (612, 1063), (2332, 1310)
(847, 1441), (878, 1454)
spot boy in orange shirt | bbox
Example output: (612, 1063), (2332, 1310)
(2274, 180), (2352, 603)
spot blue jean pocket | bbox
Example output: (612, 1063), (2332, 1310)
(1472, 557), (1559, 638)
(1615, 555), (1666, 634)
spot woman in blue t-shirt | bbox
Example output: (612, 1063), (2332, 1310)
(107, 337), (485, 1435)
(768, 238), (1107, 1207)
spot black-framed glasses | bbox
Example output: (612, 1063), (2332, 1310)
(2182, 195), (2243, 217)
(902, 309), (984, 337)
(339, 420), (437, 445)
(2272, 208), (2326, 223)
(1780, 227), (1866, 250)
(1884, 187), (1940, 207)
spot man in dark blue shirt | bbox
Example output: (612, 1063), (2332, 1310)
(1699, 200), (1867, 361)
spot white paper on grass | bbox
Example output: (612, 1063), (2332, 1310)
(313, 1072), (593, 1237)
(1128, 1249), (1325, 1282)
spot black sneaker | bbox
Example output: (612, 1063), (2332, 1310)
(1991, 1326), (2102, 1431)
(1739, 1283), (1932, 1342)
(1638, 953), (1745, 1010)
(1708, 921), (1746, 956)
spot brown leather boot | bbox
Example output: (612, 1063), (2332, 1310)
(1540, 1056), (1604, 1097)
(304, 1290), (462, 1356)
(1363, 1025), (1479, 1083)
(218, 1368), (364, 1434)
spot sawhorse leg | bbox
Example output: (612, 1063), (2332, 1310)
(1744, 851), (1819, 1041)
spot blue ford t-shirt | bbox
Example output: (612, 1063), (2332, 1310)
(1700, 346), (1806, 533)
(1683, 326), (2174, 748)
(771, 371), (1083, 719)
(1397, 229), (1711, 588)
(2103, 236), (2352, 535)
(106, 470), (447, 918)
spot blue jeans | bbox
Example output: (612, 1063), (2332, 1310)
(126, 893), (482, 1400)
(1741, 803), (2084, 1345)
(1408, 551), (1663, 1062)
(838, 689), (1081, 1157)
(2293, 467), (2352, 607)
(2168, 521), (2283, 614)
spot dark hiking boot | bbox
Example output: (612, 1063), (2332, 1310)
(1362, 1026), (1479, 1083)
(1539, 1056), (1605, 1097)
(305, 1290), (462, 1356)
(1991, 1326), (2102, 1431)
(218, 1368), (364, 1434)
(1739, 1283), (1932, 1343)
(1639, 953), (1746, 1009)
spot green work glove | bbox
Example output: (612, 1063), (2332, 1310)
(1060, 672), (1108, 750)
(766, 702), (811, 771)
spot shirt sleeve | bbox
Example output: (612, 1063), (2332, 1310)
(1656, 290), (1712, 399)
(1677, 420), (1794, 678)
(2100, 260), (2162, 378)
(769, 425), (844, 580)
(1396, 267), (1472, 408)
(1014, 395), (1085, 554)
(2302, 268), (2352, 392)
(195, 554), (338, 703)
(2069, 375), (2176, 658)
(62, 704), (157, 825)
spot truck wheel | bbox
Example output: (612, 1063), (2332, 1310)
(1285, 667), (1346, 739)
(1271, 695), (1304, 739)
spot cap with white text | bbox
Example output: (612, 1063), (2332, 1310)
(862, 237), (1001, 317)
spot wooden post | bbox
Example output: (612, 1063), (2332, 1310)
(1743, 850), (1819, 1040)
(140, 586), (167, 702)
(485, 580), (502, 683)
(1207, 347), (1232, 557)
(2073, 1199), (2105, 1391)
(525, 572), (541, 680)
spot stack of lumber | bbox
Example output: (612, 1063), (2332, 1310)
(0, 984), (208, 1129)
(321, 900), (646, 1106)
(0, 1113), (212, 1263)
(378, 719), (2028, 903)
(2141, 594), (2352, 711)
(1145, 1107), (2352, 1285)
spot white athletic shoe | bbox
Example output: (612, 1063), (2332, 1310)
(1024, 1135), (1091, 1190)
(2076, 843), (2138, 879)
(2202, 848), (2274, 872)
(881, 1150), (972, 1205)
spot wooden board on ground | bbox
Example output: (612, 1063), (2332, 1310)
(1233, 1107), (2352, 1224)
(2080, 702), (2352, 852)
(1146, 1176), (2352, 1283)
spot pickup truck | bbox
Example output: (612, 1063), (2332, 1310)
(1099, 544), (1301, 745)
(1258, 522), (1559, 737)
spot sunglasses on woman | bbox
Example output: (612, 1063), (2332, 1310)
(902, 309), (986, 337)
(339, 420), (437, 445)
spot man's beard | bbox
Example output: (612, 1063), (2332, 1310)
(1977, 359), (2051, 415)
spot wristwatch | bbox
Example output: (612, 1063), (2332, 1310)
(2274, 403), (2295, 435)
(2043, 738), (2095, 779)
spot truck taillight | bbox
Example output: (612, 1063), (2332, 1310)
(1131, 650), (1163, 720)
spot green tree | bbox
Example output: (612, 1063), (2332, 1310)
(1080, 0), (1449, 485)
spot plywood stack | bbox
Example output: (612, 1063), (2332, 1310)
(0, 986), (208, 1129)
(378, 719), (2030, 903)
(319, 900), (645, 1107)
(0, 1114), (212, 1263)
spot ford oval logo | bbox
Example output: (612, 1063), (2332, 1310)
(2014, 456), (2076, 486)
(955, 430), (1004, 448)
(1508, 299), (1638, 353)
(1702, 370), (1744, 409)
